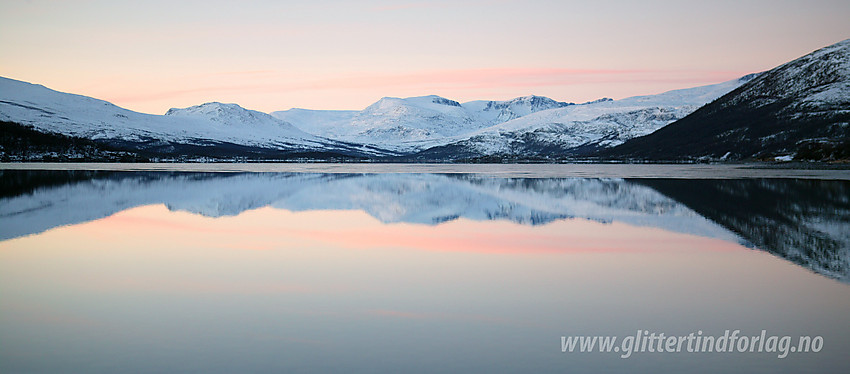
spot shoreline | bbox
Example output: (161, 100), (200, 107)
(2, 162), (850, 180)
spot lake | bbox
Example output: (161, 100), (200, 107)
(1, 164), (849, 373)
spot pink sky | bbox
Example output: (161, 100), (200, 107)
(1, 0), (848, 114)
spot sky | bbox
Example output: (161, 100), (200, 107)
(1, 0), (849, 114)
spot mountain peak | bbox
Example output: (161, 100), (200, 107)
(607, 38), (850, 161)
(724, 38), (850, 110)
(737, 73), (761, 83)
(162, 101), (315, 140)
(165, 102), (244, 116)
(513, 94), (553, 101)
(364, 95), (465, 113)
(477, 95), (573, 114)
(580, 98), (614, 105)
(428, 96), (462, 107)
(508, 95), (570, 104)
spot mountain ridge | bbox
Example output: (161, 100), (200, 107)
(408, 75), (757, 161)
(606, 38), (850, 161)
(0, 77), (389, 159)
(2, 38), (848, 162)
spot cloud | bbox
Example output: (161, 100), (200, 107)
(107, 67), (750, 108)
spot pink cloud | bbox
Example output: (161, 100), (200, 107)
(107, 67), (751, 109)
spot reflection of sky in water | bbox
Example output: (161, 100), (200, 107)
(0, 173), (739, 242)
(4, 172), (849, 281)
(1, 204), (848, 373)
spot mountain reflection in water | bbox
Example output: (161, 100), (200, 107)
(1, 170), (848, 282)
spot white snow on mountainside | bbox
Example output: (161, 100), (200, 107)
(275, 95), (477, 151)
(164, 102), (302, 133)
(346, 95), (481, 149)
(0, 77), (332, 150)
(269, 108), (358, 137)
(270, 78), (752, 155)
(725, 38), (850, 111)
(272, 95), (575, 152)
(428, 75), (759, 156)
(1, 73), (754, 157)
(463, 95), (575, 125)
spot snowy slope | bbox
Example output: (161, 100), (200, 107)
(724, 39), (850, 111)
(344, 95), (482, 149)
(274, 95), (483, 152)
(269, 108), (358, 137)
(165, 102), (302, 133)
(607, 38), (850, 160)
(271, 95), (576, 153)
(1, 73), (756, 158)
(0, 77), (363, 154)
(416, 75), (758, 158)
(463, 95), (574, 126)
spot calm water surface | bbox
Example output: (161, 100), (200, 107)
(1, 165), (849, 373)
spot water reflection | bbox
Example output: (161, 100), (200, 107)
(636, 179), (850, 281)
(1, 170), (848, 282)
(1, 170), (849, 373)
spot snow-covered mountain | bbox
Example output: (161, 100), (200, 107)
(271, 95), (575, 153)
(412, 75), (757, 160)
(269, 108), (358, 137)
(724, 39), (849, 113)
(0, 77), (381, 158)
(311, 95), (483, 152)
(9, 37), (848, 162)
(0, 77), (586, 157)
(165, 102), (299, 131)
(273, 77), (755, 160)
(349, 96), (476, 146)
(463, 95), (575, 126)
(609, 38), (850, 161)
(1, 73), (754, 159)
